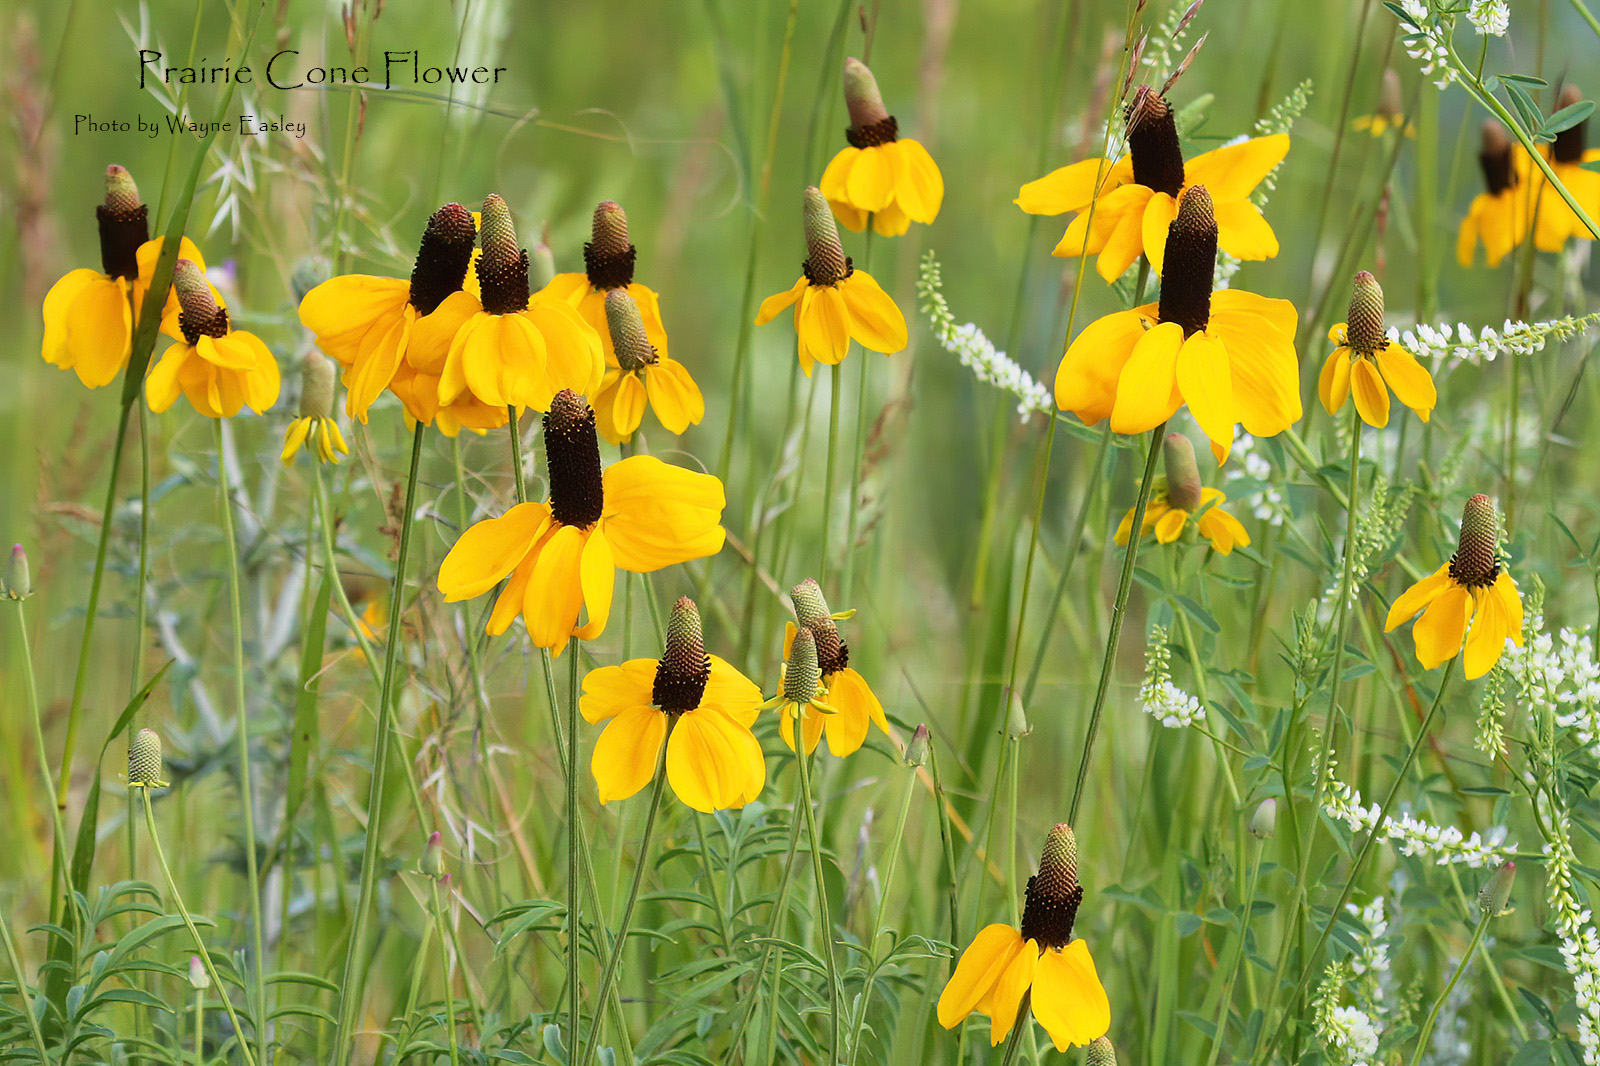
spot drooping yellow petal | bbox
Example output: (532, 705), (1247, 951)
(591, 705), (667, 804)
(1114, 506), (1137, 546)
(701, 655), (764, 726)
(644, 358), (706, 435)
(1350, 357), (1391, 428)
(1029, 941), (1112, 1051)
(1213, 198), (1281, 261)
(1496, 571), (1525, 645)
(799, 284), (852, 367)
(755, 277), (807, 325)
(1016, 156), (1129, 216)
(1384, 564), (1452, 631)
(1463, 582), (1510, 680)
(281, 418), (313, 463)
(830, 200), (871, 233)
(820, 146), (860, 205)
(573, 528), (616, 641)
(144, 344), (189, 414)
(1374, 342), (1436, 422)
(666, 707), (766, 811)
(1153, 507), (1189, 543)
(487, 555), (537, 635)
(984, 939), (1039, 1045)
(1211, 289), (1299, 342)
(523, 524), (589, 656)
(1184, 133), (1290, 202)
(64, 277), (136, 388)
(1056, 310), (1148, 424)
(1140, 192), (1180, 276)
(778, 703), (826, 755)
(600, 456), (726, 572)
(1096, 189), (1154, 281)
(581, 659), (659, 724)
(1110, 322), (1185, 434)
(1412, 584), (1472, 669)
(894, 139), (944, 223)
(41, 269), (105, 369)
(845, 144), (895, 213)
(839, 271), (908, 354)
(1177, 331), (1237, 457)
(438, 502), (552, 601)
(1319, 349), (1352, 415)
(1197, 505), (1249, 554)
(938, 925), (1027, 1029)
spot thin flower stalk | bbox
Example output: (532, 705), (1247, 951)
(427, 875), (462, 1066)
(1407, 911), (1491, 1066)
(0, 901), (50, 1066)
(11, 594), (70, 924)
(797, 741), (843, 1064)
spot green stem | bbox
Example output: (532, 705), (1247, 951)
(0, 898), (50, 1066)
(694, 815), (737, 957)
(841, 226), (875, 603)
(997, 1002), (1032, 1066)
(507, 406), (527, 505)
(428, 878), (462, 1066)
(577, 726), (673, 1066)
(567, 646), (583, 1056)
(129, 404), (152, 888)
(726, 782), (806, 1066)
(1407, 913), (1490, 1066)
(13, 602), (69, 923)
(331, 422), (428, 1066)
(796, 740), (841, 1065)
(142, 789), (258, 1066)
(214, 419), (268, 1066)
(822, 363), (843, 587)
(1569, 0), (1600, 38)
(312, 462), (382, 685)
(1203, 835), (1265, 1066)
(1067, 422), (1167, 824)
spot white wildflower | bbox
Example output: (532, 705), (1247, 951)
(1321, 754), (1515, 868)
(1467, 0), (1510, 35)
(1400, 312), (1600, 369)
(1139, 625), (1204, 728)
(1543, 810), (1600, 1063)
(1394, 0), (1457, 88)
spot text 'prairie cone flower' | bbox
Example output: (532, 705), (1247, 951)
(145, 260), (281, 418)
(593, 288), (705, 444)
(1458, 121), (1535, 267)
(1385, 493), (1523, 679)
(436, 390), (725, 656)
(820, 57), (944, 237)
(299, 202), (503, 433)
(1319, 271), (1436, 428)
(755, 187), (908, 376)
(778, 579), (887, 757)
(1532, 85), (1600, 251)
(1016, 86), (1288, 281)
(1055, 185), (1302, 461)
(581, 597), (765, 812)
(545, 200), (672, 361)
(42, 165), (206, 388)
(436, 194), (603, 413)
(282, 352), (349, 463)
(1115, 433), (1249, 553)
(939, 824), (1111, 1050)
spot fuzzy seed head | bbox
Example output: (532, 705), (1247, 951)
(5, 545), (31, 601)
(1162, 433), (1202, 512)
(479, 194), (519, 259)
(1478, 859), (1515, 916)
(543, 390), (605, 528)
(1019, 823), (1084, 949)
(1449, 494), (1501, 588)
(475, 195), (531, 315)
(173, 260), (230, 343)
(129, 728), (164, 787)
(791, 578), (848, 675)
(1126, 86), (1185, 197)
(842, 57), (891, 131)
(104, 165), (142, 213)
(654, 597), (711, 715)
(1157, 185), (1218, 336)
(802, 187), (850, 286)
(584, 201), (637, 290)
(1086, 1037), (1117, 1066)
(784, 628), (823, 705)
(1345, 271), (1387, 354)
(605, 288), (658, 372)
(409, 203), (478, 315)
(591, 201), (631, 260)
(299, 354), (337, 419)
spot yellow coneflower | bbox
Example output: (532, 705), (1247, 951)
(544, 200), (671, 362)
(1385, 494), (1523, 680)
(42, 165), (204, 388)
(298, 203), (483, 422)
(1319, 271), (1436, 428)
(778, 579), (887, 757)
(436, 194), (603, 413)
(1016, 87), (1288, 281)
(281, 352), (349, 464)
(145, 260), (280, 419)
(437, 390), (725, 656)
(1352, 69), (1414, 138)
(581, 597), (765, 812)
(1114, 434), (1250, 554)
(1458, 121), (1535, 267)
(1055, 185), (1301, 461)
(1532, 85), (1600, 252)
(761, 627), (840, 749)
(819, 57), (944, 237)
(755, 187), (908, 376)
(592, 289), (705, 445)
(939, 825), (1111, 1050)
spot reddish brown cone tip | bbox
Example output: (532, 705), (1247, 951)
(1126, 85), (1185, 197)
(97, 164), (149, 280)
(1346, 271), (1388, 354)
(802, 187), (851, 287)
(584, 200), (637, 290)
(1449, 493), (1501, 588)
(1479, 121), (1516, 195)
(544, 390), (604, 528)
(1157, 185), (1217, 337)
(1554, 84), (1588, 164)
(173, 260), (229, 343)
(1019, 823), (1083, 949)
(791, 578), (848, 675)
(654, 597), (711, 714)
(410, 203), (477, 316)
(843, 57), (898, 147)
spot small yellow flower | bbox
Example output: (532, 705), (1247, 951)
(593, 289), (705, 445)
(755, 187), (908, 376)
(145, 260), (280, 419)
(1352, 69), (1415, 138)
(1458, 121), (1537, 268)
(938, 825), (1110, 1050)
(1385, 494), (1523, 680)
(581, 597), (765, 812)
(1055, 185), (1301, 461)
(1318, 271), (1436, 428)
(762, 627), (839, 753)
(819, 57), (944, 237)
(282, 353), (350, 464)
(42, 165), (205, 388)
(1017, 87), (1288, 282)
(779, 579), (887, 758)
(437, 390), (725, 656)
(1531, 85), (1600, 253)
(543, 200), (672, 363)
(1114, 434), (1250, 554)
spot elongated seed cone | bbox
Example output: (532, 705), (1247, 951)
(129, 728), (164, 787)
(802, 187), (849, 286)
(1478, 860), (1515, 916)
(842, 57), (890, 130)
(1157, 185), (1217, 336)
(1163, 434), (1202, 512)
(584, 201), (637, 290)
(605, 289), (658, 372)
(1086, 1036), (1117, 1066)
(173, 260), (228, 343)
(1125, 86), (1184, 197)
(1449, 494), (1501, 588)
(1346, 271), (1386, 354)
(97, 165), (150, 280)
(104, 164), (142, 214)
(544, 390), (604, 528)
(1019, 823), (1084, 949)
(654, 597), (711, 714)
(409, 203), (477, 316)
(784, 628), (823, 705)
(300, 353), (337, 419)
(791, 578), (847, 674)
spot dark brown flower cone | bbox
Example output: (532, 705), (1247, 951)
(1157, 185), (1217, 337)
(584, 200), (637, 291)
(1162, 433), (1202, 512)
(1449, 493), (1501, 588)
(476, 194), (530, 315)
(544, 390), (605, 528)
(1126, 86), (1185, 197)
(802, 187), (851, 287)
(605, 288), (659, 372)
(97, 164), (149, 280)
(1479, 121), (1516, 195)
(128, 728), (164, 787)
(173, 260), (229, 344)
(784, 627), (823, 705)
(1554, 84), (1588, 164)
(1019, 823), (1084, 949)
(653, 597), (711, 714)
(791, 578), (849, 675)
(409, 202), (477, 315)
(843, 57), (898, 147)
(1346, 271), (1387, 354)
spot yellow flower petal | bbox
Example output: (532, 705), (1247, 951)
(1385, 564), (1452, 631)
(282, 418), (312, 463)
(778, 702), (826, 755)
(755, 277), (807, 325)
(1412, 583), (1472, 669)
(591, 705), (667, 804)
(1211, 289), (1299, 342)
(820, 147), (860, 206)
(645, 358), (706, 435)
(1030, 941), (1112, 1050)
(524, 524), (589, 656)
(600, 456), (726, 572)
(1374, 342), (1437, 422)
(1056, 310), (1147, 424)
(1319, 349), (1351, 415)
(487, 555), (537, 636)
(1110, 322), (1185, 434)
(41, 269), (105, 369)
(799, 284), (851, 367)
(1350, 357), (1391, 428)
(1153, 507), (1189, 543)
(1197, 505), (1249, 554)
(702, 655), (764, 726)
(666, 707), (766, 811)
(64, 276), (135, 388)
(1140, 191), (1180, 276)
(938, 925), (1026, 1029)
(438, 502), (552, 601)
(846, 143), (896, 212)
(1497, 571), (1525, 646)
(573, 528), (616, 641)
(581, 659), (658, 724)
(985, 938), (1039, 1045)
(839, 271), (908, 353)
(1097, 189), (1153, 281)
(1463, 582), (1511, 680)
(1184, 133), (1290, 202)
(144, 344), (189, 413)
(894, 139), (944, 222)
(1177, 331), (1237, 456)
(1213, 197), (1281, 261)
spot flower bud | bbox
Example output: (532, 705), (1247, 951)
(842, 57), (890, 131)
(1250, 798), (1276, 839)
(299, 354), (337, 419)
(802, 187), (849, 287)
(1478, 859), (1515, 917)
(5, 544), (32, 600)
(1162, 433), (1202, 512)
(128, 727), (165, 788)
(188, 955), (211, 990)
(605, 289), (659, 372)
(421, 830), (445, 878)
(1346, 271), (1386, 355)
(1086, 1036), (1117, 1066)
(1007, 690), (1031, 739)
(905, 724), (929, 767)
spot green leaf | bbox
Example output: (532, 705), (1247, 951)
(284, 573), (333, 832)
(1501, 73), (1550, 87)
(1539, 100), (1596, 139)
(1505, 83), (1544, 135)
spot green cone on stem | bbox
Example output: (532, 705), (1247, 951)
(1346, 271), (1386, 355)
